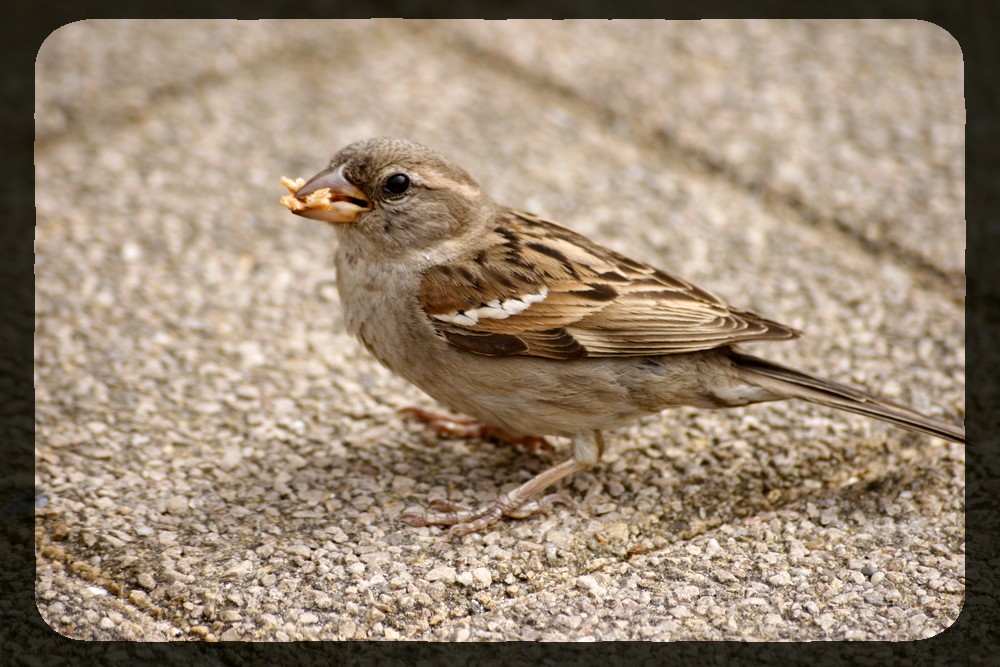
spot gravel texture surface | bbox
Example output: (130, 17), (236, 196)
(34, 19), (964, 642)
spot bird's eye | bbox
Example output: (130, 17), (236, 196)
(384, 173), (410, 195)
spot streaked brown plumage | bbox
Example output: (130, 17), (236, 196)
(419, 209), (800, 359)
(281, 137), (965, 537)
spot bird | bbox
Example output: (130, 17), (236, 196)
(279, 137), (965, 537)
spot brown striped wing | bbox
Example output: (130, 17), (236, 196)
(418, 211), (801, 359)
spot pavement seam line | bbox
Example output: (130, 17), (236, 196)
(37, 529), (214, 640)
(412, 23), (964, 303)
(35, 34), (323, 151)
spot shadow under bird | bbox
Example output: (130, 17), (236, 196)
(279, 137), (965, 537)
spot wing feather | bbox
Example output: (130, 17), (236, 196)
(419, 210), (800, 359)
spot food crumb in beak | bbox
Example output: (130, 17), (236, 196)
(279, 176), (335, 212)
(281, 176), (306, 194)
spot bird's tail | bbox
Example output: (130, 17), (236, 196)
(731, 352), (965, 444)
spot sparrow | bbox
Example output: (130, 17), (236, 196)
(279, 137), (965, 537)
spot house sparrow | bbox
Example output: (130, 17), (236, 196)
(280, 137), (965, 537)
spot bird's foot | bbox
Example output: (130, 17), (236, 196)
(397, 456), (590, 537)
(399, 407), (553, 454)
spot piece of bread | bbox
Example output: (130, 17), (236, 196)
(279, 176), (334, 212)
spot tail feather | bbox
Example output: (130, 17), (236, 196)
(731, 352), (965, 444)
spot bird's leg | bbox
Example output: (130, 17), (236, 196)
(399, 407), (552, 454)
(399, 431), (604, 537)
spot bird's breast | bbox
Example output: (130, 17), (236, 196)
(334, 252), (446, 376)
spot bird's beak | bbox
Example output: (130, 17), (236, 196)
(285, 165), (372, 224)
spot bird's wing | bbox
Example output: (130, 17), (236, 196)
(418, 211), (801, 359)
